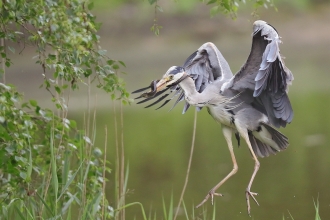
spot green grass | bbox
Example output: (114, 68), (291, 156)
(283, 199), (321, 220)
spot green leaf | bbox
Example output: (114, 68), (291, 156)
(83, 136), (92, 145)
(156, 5), (163, 12)
(19, 171), (27, 179)
(55, 86), (61, 94)
(119, 61), (126, 67)
(55, 103), (62, 109)
(98, 49), (107, 56)
(29, 99), (38, 107)
(84, 69), (92, 77)
(207, 0), (217, 5)
(210, 5), (220, 17)
(48, 54), (56, 60)
(5, 60), (10, 67)
(253, 1), (264, 8)
(148, 0), (157, 5)
(69, 120), (77, 129)
(107, 60), (115, 66)
(223, 0), (231, 11)
(88, 2), (94, 10)
(35, 106), (41, 114)
(8, 46), (15, 53)
(111, 93), (115, 100)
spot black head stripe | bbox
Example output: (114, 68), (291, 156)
(170, 66), (185, 75)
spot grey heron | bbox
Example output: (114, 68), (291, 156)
(133, 20), (293, 215)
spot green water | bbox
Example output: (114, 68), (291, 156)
(73, 91), (330, 219)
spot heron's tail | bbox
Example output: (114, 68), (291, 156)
(249, 122), (289, 158)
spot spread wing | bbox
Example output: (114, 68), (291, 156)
(184, 42), (233, 92)
(224, 20), (294, 127)
(134, 42), (233, 113)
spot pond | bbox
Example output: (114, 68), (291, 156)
(71, 90), (330, 219)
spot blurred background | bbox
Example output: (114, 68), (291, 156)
(6, 0), (330, 219)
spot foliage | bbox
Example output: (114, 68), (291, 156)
(0, 0), (130, 219)
(204, 0), (276, 17)
(0, 84), (109, 219)
(147, 0), (277, 24)
(0, 0), (129, 102)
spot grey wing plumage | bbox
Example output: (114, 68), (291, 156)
(175, 42), (234, 113)
(224, 20), (294, 128)
(135, 42), (233, 113)
(184, 42), (233, 92)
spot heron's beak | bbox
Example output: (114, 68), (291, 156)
(154, 77), (170, 92)
(134, 73), (185, 99)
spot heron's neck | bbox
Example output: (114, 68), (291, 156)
(179, 77), (198, 97)
(179, 77), (209, 105)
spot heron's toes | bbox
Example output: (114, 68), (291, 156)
(195, 190), (223, 208)
(245, 190), (259, 216)
(246, 190), (259, 206)
(209, 190), (223, 205)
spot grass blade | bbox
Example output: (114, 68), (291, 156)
(26, 145), (33, 182)
(168, 193), (173, 220)
(91, 191), (102, 216)
(61, 192), (77, 215)
(115, 202), (147, 220)
(212, 201), (216, 220)
(57, 161), (84, 201)
(62, 146), (71, 189)
(36, 192), (55, 216)
(162, 195), (167, 220)
(182, 200), (189, 220)
(13, 204), (25, 220)
(50, 128), (58, 202)
(313, 197), (321, 220)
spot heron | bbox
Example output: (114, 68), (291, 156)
(133, 20), (293, 215)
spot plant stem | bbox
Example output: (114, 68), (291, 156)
(102, 126), (108, 219)
(113, 100), (120, 220)
(1, 38), (5, 83)
(174, 109), (197, 220)
(120, 102), (125, 220)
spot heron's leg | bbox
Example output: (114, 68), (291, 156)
(238, 129), (260, 216)
(196, 126), (238, 208)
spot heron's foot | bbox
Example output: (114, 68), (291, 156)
(195, 190), (223, 208)
(245, 189), (259, 216)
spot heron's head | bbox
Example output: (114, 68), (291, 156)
(136, 66), (188, 98)
(155, 66), (187, 91)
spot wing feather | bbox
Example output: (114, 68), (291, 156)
(226, 20), (294, 128)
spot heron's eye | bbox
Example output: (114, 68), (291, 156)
(169, 75), (174, 80)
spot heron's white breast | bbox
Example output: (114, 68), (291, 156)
(207, 105), (233, 128)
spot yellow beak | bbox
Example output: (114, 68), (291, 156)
(154, 77), (170, 92)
